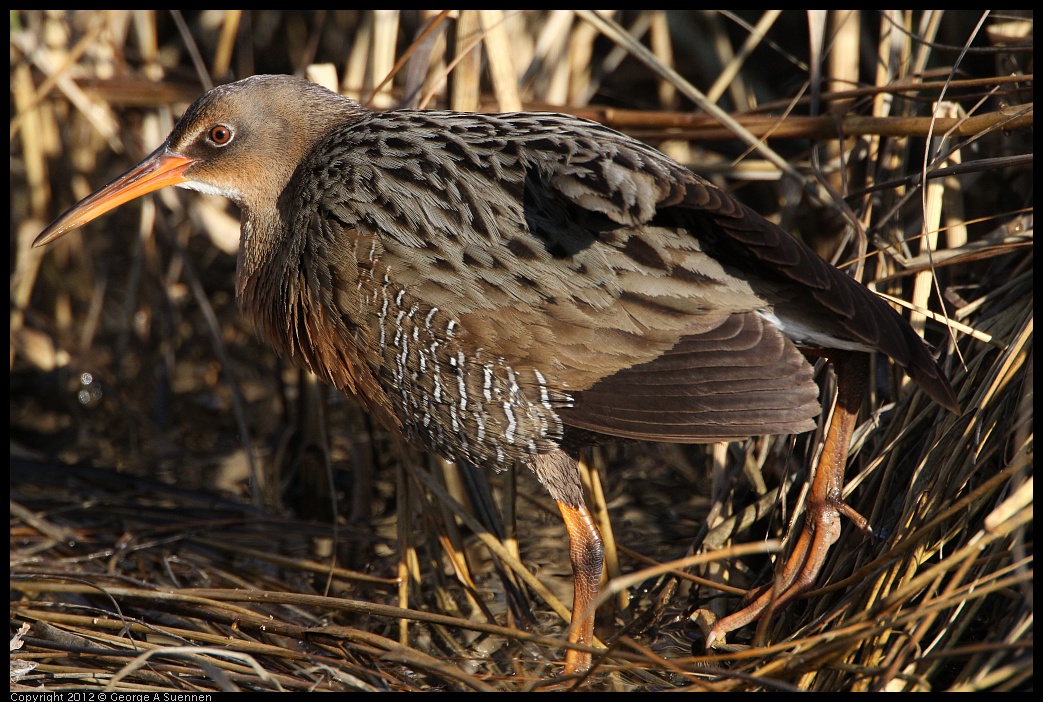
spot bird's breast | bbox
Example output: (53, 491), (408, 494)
(239, 220), (571, 468)
(362, 266), (571, 468)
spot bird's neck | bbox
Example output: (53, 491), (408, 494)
(237, 208), (278, 286)
(236, 212), (299, 356)
(234, 207), (403, 432)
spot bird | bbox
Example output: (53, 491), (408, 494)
(35, 74), (959, 672)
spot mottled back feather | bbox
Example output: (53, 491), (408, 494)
(218, 78), (957, 470)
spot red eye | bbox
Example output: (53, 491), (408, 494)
(209, 125), (233, 145)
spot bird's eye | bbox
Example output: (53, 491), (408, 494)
(208, 125), (233, 145)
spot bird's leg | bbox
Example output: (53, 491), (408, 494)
(707, 351), (869, 648)
(533, 450), (604, 673)
(558, 499), (604, 673)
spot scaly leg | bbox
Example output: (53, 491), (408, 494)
(557, 500), (604, 673)
(532, 450), (605, 673)
(707, 352), (869, 648)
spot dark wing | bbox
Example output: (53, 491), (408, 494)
(561, 311), (820, 442)
(533, 117), (959, 416)
(674, 180), (959, 413)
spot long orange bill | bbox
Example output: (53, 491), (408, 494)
(33, 145), (194, 248)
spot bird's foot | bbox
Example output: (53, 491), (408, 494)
(705, 495), (871, 650)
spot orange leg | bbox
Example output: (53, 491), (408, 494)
(707, 352), (869, 648)
(557, 500), (604, 674)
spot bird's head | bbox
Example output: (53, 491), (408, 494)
(35, 75), (365, 248)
